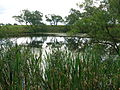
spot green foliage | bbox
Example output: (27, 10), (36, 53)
(104, 0), (120, 23)
(0, 25), (31, 38)
(45, 14), (52, 25)
(70, 9), (109, 33)
(65, 8), (81, 25)
(70, 0), (120, 36)
(13, 9), (43, 25)
(45, 14), (64, 25)
(0, 43), (120, 89)
(0, 25), (69, 38)
(45, 25), (68, 33)
(12, 16), (24, 25)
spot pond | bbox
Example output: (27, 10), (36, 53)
(0, 36), (119, 58)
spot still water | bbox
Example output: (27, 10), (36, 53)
(0, 36), (89, 51)
(0, 36), (119, 58)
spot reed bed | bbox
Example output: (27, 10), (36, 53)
(0, 43), (120, 90)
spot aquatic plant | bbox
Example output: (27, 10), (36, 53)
(0, 43), (120, 89)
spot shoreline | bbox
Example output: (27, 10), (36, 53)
(0, 32), (89, 38)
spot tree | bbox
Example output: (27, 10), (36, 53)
(65, 8), (81, 25)
(12, 15), (24, 25)
(70, 0), (113, 33)
(13, 9), (43, 25)
(102, 0), (120, 24)
(31, 10), (43, 25)
(45, 14), (53, 25)
(69, 0), (120, 55)
(71, 8), (110, 33)
(45, 14), (63, 25)
(21, 9), (31, 25)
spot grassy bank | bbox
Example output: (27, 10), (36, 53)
(0, 43), (120, 89)
(0, 24), (120, 41)
(0, 25), (69, 38)
(0, 25), (31, 38)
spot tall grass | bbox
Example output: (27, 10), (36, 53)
(0, 43), (120, 89)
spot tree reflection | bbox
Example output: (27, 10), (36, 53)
(28, 37), (47, 48)
(65, 37), (90, 52)
(0, 36), (120, 60)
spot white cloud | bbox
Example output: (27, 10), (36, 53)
(0, 0), (83, 24)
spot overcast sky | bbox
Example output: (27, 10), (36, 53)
(0, 0), (83, 24)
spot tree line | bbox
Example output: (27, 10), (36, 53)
(12, 0), (120, 26)
(1, 0), (120, 32)
(12, 10), (64, 26)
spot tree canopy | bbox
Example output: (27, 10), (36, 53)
(45, 14), (64, 25)
(13, 9), (43, 25)
(65, 8), (81, 25)
(69, 0), (120, 34)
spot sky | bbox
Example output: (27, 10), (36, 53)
(0, 0), (83, 24)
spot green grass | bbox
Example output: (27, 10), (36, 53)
(0, 42), (120, 89)
(0, 25), (31, 38)
(0, 25), (69, 38)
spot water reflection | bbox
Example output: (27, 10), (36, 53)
(0, 36), (120, 59)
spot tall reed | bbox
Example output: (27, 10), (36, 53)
(0, 43), (120, 89)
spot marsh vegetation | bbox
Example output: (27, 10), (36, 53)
(0, 36), (120, 89)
